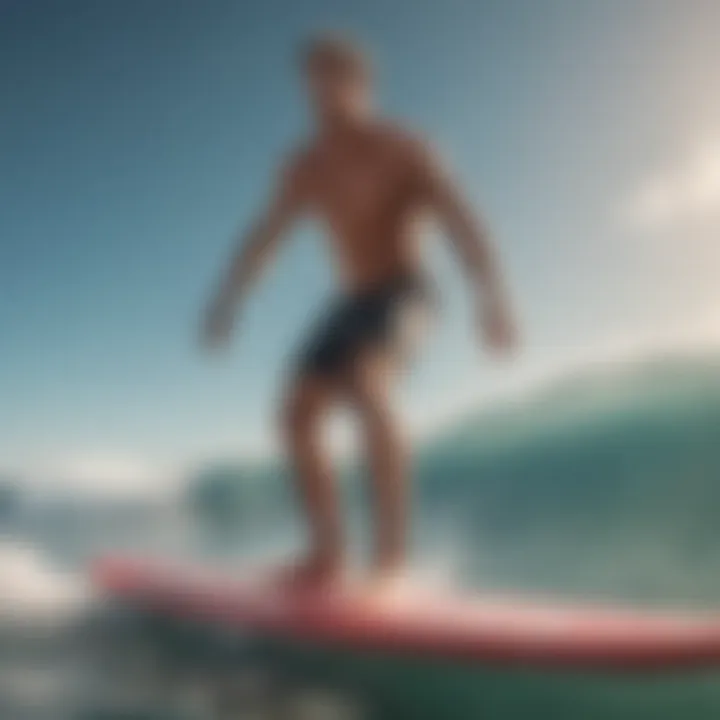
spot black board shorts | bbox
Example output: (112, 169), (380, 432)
(294, 273), (437, 379)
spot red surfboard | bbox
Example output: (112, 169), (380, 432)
(93, 555), (720, 671)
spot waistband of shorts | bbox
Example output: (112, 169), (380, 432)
(351, 270), (436, 300)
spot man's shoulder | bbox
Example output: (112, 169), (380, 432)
(370, 120), (439, 172)
(279, 141), (319, 184)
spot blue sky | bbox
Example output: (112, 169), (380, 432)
(2, 0), (720, 490)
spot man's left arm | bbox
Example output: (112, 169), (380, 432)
(410, 139), (518, 354)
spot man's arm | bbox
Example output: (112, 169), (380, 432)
(411, 140), (517, 353)
(202, 156), (307, 349)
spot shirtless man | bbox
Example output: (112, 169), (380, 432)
(201, 34), (517, 587)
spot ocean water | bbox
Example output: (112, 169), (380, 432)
(2, 352), (720, 718)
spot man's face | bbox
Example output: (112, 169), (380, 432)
(304, 58), (369, 122)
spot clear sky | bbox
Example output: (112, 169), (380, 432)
(2, 0), (720, 491)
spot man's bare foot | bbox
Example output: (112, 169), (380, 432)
(363, 553), (409, 600)
(272, 551), (345, 591)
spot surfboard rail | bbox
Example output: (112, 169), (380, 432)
(92, 555), (720, 672)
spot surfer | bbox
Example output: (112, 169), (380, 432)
(201, 33), (517, 588)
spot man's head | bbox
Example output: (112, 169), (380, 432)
(300, 33), (372, 126)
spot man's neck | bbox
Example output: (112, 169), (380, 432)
(318, 110), (372, 142)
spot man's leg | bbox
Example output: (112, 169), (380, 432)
(280, 374), (344, 584)
(346, 352), (409, 581)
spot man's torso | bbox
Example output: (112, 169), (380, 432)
(294, 122), (429, 292)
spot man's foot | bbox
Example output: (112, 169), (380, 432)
(363, 552), (410, 600)
(271, 551), (345, 591)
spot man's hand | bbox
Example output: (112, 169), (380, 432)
(477, 294), (517, 356)
(201, 296), (237, 351)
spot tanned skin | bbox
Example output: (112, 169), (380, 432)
(201, 36), (517, 590)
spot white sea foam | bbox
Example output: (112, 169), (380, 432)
(0, 539), (92, 627)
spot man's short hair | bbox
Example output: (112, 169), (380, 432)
(300, 32), (371, 80)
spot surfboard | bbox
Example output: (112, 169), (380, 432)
(93, 555), (720, 671)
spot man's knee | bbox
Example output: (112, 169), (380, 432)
(279, 378), (330, 442)
(346, 356), (394, 422)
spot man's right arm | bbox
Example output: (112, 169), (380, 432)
(202, 155), (307, 349)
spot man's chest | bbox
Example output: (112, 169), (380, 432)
(308, 150), (408, 220)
